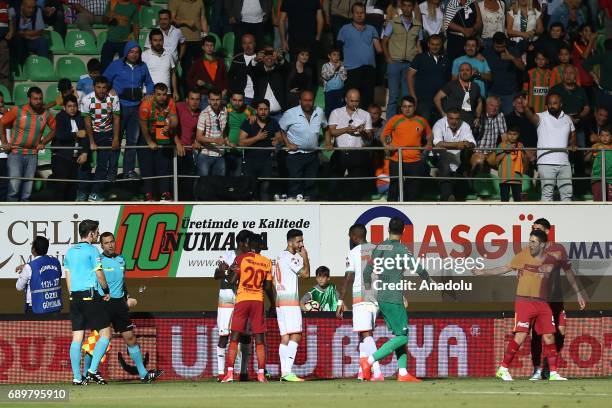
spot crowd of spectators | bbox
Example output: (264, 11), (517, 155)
(0, 0), (611, 202)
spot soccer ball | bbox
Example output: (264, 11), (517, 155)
(304, 300), (320, 311)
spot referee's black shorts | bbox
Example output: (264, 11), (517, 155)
(105, 298), (134, 333)
(69, 289), (110, 332)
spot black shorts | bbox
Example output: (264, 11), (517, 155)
(105, 298), (134, 333)
(69, 290), (110, 332)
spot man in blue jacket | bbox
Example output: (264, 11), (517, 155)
(103, 41), (154, 180)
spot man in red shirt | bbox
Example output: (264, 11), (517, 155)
(186, 35), (228, 110)
(473, 229), (567, 381)
(529, 217), (586, 380)
(175, 88), (201, 200)
(221, 233), (275, 383)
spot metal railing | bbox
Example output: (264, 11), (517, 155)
(0, 145), (609, 202)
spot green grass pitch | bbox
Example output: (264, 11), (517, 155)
(2, 378), (611, 408)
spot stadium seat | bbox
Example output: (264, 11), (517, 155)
(65, 30), (99, 55)
(139, 30), (150, 49)
(97, 30), (107, 53)
(139, 6), (161, 29)
(473, 172), (500, 200)
(44, 85), (60, 108)
(0, 84), (12, 104)
(208, 32), (223, 52)
(56, 57), (87, 82)
(314, 86), (325, 111)
(13, 83), (37, 106)
(49, 30), (67, 54)
(222, 32), (235, 55)
(24, 56), (57, 81)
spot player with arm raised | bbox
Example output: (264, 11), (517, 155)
(221, 233), (275, 383)
(274, 229), (310, 382)
(529, 218), (586, 380)
(336, 224), (383, 381)
(214, 230), (252, 381)
(472, 229), (567, 381)
(359, 217), (431, 382)
(64, 220), (110, 385)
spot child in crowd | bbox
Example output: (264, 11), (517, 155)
(496, 126), (527, 202)
(586, 127), (612, 202)
(77, 58), (102, 110)
(523, 52), (551, 113)
(300, 266), (339, 312)
(46, 78), (77, 110)
(321, 47), (347, 119)
(550, 45), (579, 87)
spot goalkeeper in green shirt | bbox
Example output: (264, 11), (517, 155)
(360, 217), (432, 382)
(300, 266), (339, 312)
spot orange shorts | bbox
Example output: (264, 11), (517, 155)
(231, 300), (265, 334)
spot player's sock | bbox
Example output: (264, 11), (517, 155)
(70, 341), (82, 381)
(372, 335), (407, 362)
(227, 340), (239, 369)
(395, 347), (407, 370)
(286, 341), (298, 374)
(83, 353), (92, 378)
(279, 344), (288, 376)
(363, 336), (382, 376)
(501, 339), (520, 368)
(127, 344), (148, 379)
(398, 368), (408, 376)
(359, 341), (367, 358)
(543, 343), (558, 372)
(239, 342), (251, 375)
(256, 343), (266, 370)
(217, 346), (226, 375)
(88, 335), (110, 373)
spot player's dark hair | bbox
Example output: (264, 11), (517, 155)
(402, 95), (416, 105)
(351, 2), (365, 13)
(100, 232), (114, 242)
(149, 28), (163, 41)
(428, 34), (443, 43)
(63, 94), (78, 106)
(388, 217), (404, 235)
(349, 224), (367, 239)
(236, 230), (252, 244)
(203, 35), (216, 45)
(558, 44), (571, 54)
(546, 92), (562, 104)
(492, 32), (507, 45)
(255, 98), (270, 109)
(32, 236), (49, 256)
(249, 233), (264, 253)
(159, 8), (171, 17)
(87, 58), (101, 72)
(27, 86), (43, 97)
(507, 125), (520, 134)
(530, 229), (548, 243)
(316, 266), (330, 277)
(287, 229), (303, 241)
(94, 76), (109, 86)
(533, 218), (551, 230)
(208, 87), (222, 98)
(79, 220), (99, 238)
(154, 82), (169, 93)
(549, 22), (564, 32)
(447, 107), (462, 116)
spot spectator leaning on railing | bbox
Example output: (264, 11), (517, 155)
(523, 92), (577, 202)
(0, 86), (55, 202)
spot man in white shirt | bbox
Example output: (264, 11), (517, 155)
(523, 92), (577, 201)
(144, 9), (186, 65)
(225, 0), (272, 53)
(325, 88), (373, 201)
(142, 29), (179, 101)
(228, 34), (258, 106)
(433, 107), (476, 201)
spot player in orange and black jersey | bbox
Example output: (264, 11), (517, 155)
(221, 233), (276, 383)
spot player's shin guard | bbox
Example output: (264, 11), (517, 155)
(83, 353), (92, 378)
(287, 341), (298, 374)
(543, 343), (558, 372)
(227, 340), (239, 369)
(363, 336), (381, 377)
(256, 343), (266, 371)
(501, 339), (520, 368)
(89, 336), (110, 373)
(70, 341), (83, 381)
(128, 344), (148, 379)
(279, 344), (288, 376)
(372, 335), (407, 362)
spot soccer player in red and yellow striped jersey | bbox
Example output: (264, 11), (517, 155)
(221, 233), (275, 383)
(0, 86), (55, 201)
(523, 52), (552, 113)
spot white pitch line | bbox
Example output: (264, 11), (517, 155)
(455, 391), (610, 397)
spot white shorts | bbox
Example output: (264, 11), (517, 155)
(276, 306), (303, 336)
(217, 306), (234, 336)
(352, 302), (378, 332)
